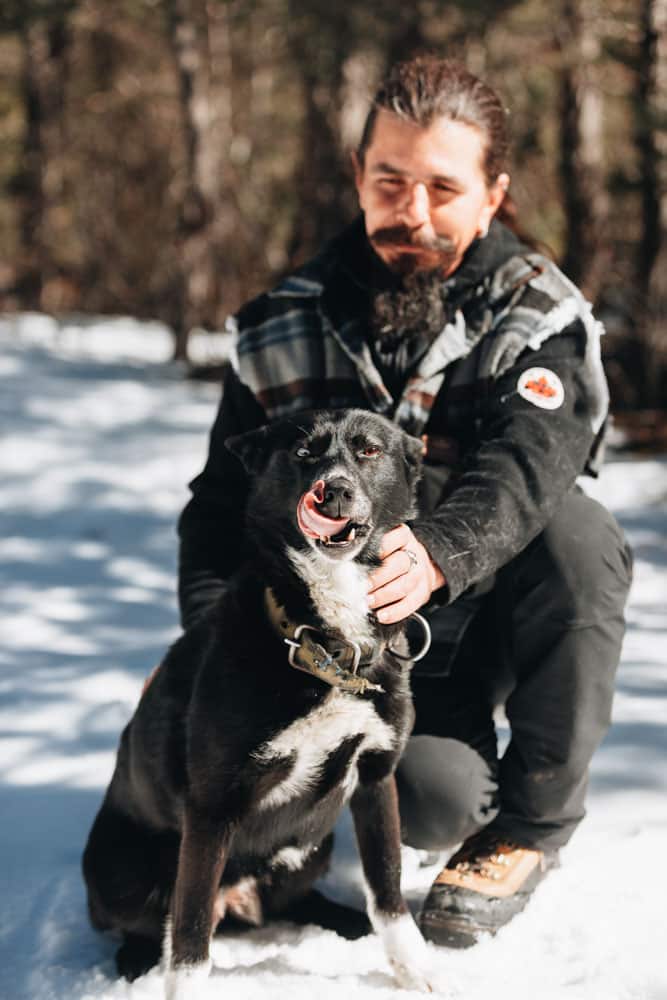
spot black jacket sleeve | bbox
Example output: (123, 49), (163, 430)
(412, 322), (602, 604)
(177, 365), (266, 629)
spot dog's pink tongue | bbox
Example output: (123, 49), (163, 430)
(297, 479), (350, 540)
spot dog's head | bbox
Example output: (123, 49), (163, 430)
(226, 409), (423, 564)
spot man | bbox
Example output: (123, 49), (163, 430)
(178, 56), (632, 947)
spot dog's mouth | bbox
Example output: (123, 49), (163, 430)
(296, 481), (369, 549)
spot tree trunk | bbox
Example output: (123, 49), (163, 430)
(15, 11), (71, 307)
(385, 3), (426, 69)
(555, 0), (609, 302)
(164, 0), (233, 361)
(637, 0), (662, 285)
(633, 0), (667, 404)
(284, 3), (353, 269)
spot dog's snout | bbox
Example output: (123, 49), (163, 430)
(320, 477), (355, 517)
(324, 477), (354, 504)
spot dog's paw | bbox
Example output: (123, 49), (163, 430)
(164, 957), (212, 1000)
(373, 910), (434, 992)
(389, 957), (434, 993)
(116, 934), (161, 982)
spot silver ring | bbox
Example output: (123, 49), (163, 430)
(404, 548), (419, 571)
(388, 612), (432, 663)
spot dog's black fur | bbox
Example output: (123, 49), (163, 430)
(82, 409), (431, 994)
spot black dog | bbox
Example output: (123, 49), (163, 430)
(83, 409), (433, 998)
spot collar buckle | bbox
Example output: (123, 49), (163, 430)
(285, 624), (362, 675)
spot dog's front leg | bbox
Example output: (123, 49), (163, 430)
(165, 804), (233, 1000)
(351, 773), (432, 992)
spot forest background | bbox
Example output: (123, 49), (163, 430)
(1, 0), (666, 414)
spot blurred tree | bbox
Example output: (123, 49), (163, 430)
(383, 0), (428, 69)
(64, 2), (183, 324)
(8, 1), (76, 306)
(555, 0), (609, 300)
(284, 0), (355, 269)
(164, 0), (231, 359)
(633, 0), (667, 403)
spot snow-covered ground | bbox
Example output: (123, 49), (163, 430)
(0, 314), (665, 1000)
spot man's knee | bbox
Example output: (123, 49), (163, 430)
(509, 491), (632, 627)
(396, 735), (498, 852)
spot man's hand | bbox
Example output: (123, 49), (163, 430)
(367, 524), (445, 624)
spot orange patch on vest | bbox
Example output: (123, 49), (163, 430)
(524, 376), (557, 398)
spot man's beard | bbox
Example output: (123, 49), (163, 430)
(369, 224), (456, 345)
(370, 267), (449, 346)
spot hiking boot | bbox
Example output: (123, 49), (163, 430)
(419, 829), (559, 948)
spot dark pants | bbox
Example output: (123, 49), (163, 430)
(396, 490), (633, 853)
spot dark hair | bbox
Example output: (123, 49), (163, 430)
(357, 56), (509, 186)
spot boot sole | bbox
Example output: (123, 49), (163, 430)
(420, 911), (491, 949)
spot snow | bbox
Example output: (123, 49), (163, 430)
(1, 314), (665, 1000)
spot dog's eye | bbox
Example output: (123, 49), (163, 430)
(295, 446), (311, 459)
(358, 446), (382, 459)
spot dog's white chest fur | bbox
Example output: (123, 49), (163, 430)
(252, 548), (391, 809)
(254, 689), (394, 809)
(286, 546), (376, 646)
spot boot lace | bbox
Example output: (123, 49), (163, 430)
(453, 835), (519, 881)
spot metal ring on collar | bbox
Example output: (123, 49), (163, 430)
(388, 611), (432, 663)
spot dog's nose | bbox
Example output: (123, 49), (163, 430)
(320, 477), (355, 518)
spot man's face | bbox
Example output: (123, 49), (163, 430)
(353, 110), (509, 277)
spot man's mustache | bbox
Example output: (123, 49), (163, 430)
(370, 225), (456, 254)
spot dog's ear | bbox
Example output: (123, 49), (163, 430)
(402, 431), (425, 482)
(225, 425), (277, 475)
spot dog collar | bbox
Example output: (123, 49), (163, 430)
(264, 588), (385, 696)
